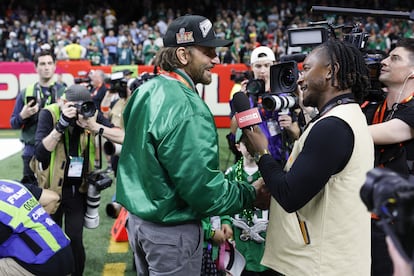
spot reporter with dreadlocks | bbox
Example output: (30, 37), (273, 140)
(363, 38), (414, 276)
(242, 39), (374, 275)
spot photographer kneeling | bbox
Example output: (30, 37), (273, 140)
(33, 84), (124, 276)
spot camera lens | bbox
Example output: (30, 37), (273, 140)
(280, 67), (296, 90)
(79, 101), (96, 118)
(246, 79), (265, 95)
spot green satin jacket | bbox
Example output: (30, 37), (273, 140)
(116, 69), (256, 224)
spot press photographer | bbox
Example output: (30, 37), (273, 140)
(361, 167), (414, 275)
(33, 84), (124, 276)
(230, 46), (301, 165)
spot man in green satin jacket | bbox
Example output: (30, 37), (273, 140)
(116, 15), (268, 275)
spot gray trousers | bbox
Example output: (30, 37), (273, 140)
(127, 213), (203, 276)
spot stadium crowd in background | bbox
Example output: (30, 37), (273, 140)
(0, 0), (413, 67)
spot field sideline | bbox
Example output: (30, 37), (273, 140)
(0, 128), (232, 276)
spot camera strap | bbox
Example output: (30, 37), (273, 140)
(82, 132), (91, 179)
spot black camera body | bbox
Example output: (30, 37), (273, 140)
(230, 70), (250, 83)
(109, 71), (128, 98)
(286, 20), (385, 102)
(360, 167), (414, 260)
(245, 61), (299, 113)
(74, 70), (92, 91)
(87, 170), (113, 191)
(73, 101), (96, 118)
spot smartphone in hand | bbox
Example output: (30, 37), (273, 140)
(26, 96), (36, 107)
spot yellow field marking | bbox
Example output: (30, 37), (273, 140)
(108, 237), (129, 253)
(103, 263), (126, 276)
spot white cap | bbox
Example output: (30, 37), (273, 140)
(250, 46), (276, 64)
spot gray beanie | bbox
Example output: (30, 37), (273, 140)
(65, 84), (92, 102)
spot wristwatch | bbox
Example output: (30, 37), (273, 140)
(254, 149), (270, 163)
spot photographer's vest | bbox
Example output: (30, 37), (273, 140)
(41, 104), (95, 195)
(20, 83), (62, 145)
(0, 180), (70, 264)
(261, 104), (373, 276)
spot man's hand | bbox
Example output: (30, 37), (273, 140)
(253, 177), (270, 210)
(243, 126), (269, 157)
(20, 101), (39, 120)
(386, 236), (414, 276)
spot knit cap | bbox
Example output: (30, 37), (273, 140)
(65, 84), (92, 102)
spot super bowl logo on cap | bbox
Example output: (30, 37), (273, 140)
(176, 27), (194, 44)
(199, 19), (212, 38)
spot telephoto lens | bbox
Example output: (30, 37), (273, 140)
(84, 184), (100, 229)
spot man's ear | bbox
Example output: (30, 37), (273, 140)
(326, 62), (339, 80)
(176, 47), (189, 65)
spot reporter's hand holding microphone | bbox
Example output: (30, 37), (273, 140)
(232, 91), (271, 209)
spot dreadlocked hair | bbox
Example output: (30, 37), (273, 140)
(318, 39), (371, 103)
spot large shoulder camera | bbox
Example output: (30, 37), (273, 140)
(74, 70), (92, 91)
(246, 61), (299, 113)
(109, 71), (128, 98)
(286, 10), (386, 102)
(361, 167), (414, 261)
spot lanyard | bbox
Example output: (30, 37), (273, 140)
(159, 69), (195, 91)
(372, 93), (414, 124)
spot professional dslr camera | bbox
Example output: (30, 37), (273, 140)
(360, 167), (414, 261)
(73, 101), (96, 118)
(84, 170), (113, 229)
(246, 61), (299, 114)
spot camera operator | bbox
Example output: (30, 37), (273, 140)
(33, 84), (123, 276)
(243, 40), (374, 275)
(10, 50), (66, 185)
(231, 46), (301, 164)
(363, 38), (414, 276)
(90, 69), (108, 111)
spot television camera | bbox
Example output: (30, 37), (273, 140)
(108, 71), (128, 98)
(245, 60), (300, 114)
(74, 70), (92, 91)
(360, 167), (414, 262)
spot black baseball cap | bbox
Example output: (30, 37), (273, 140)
(163, 15), (233, 48)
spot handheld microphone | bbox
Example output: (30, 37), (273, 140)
(233, 92), (262, 129)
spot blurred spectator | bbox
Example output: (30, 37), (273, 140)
(117, 40), (135, 65)
(143, 33), (159, 65)
(54, 40), (68, 60)
(87, 42), (103, 65)
(100, 48), (115, 65)
(5, 31), (27, 61)
(63, 37), (87, 60)
(103, 29), (118, 63)
(104, 9), (117, 32)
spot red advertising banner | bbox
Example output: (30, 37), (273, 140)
(0, 61), (248, 129)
